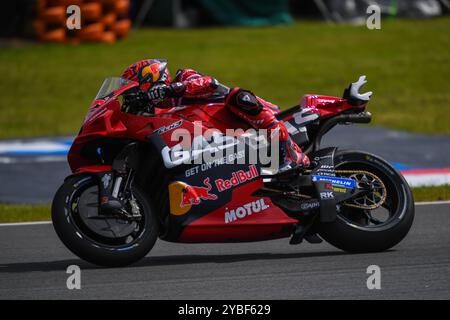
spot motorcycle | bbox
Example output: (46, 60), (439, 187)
(52, 75), (414, 267)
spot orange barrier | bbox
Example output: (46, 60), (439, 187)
(33, 0), (131, 44)
(114, 19), (132, 39)
(41, 6), (66, 25)
(76, 22), (104, 41)
(115, 0), (130, 17)
(81, 3), (102, 21)
(40, 28), (66, 42)
(102, 12), (117, 28)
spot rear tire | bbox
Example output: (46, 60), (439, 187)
(317, 150), (414, 253)
(52, 175), (159, 267)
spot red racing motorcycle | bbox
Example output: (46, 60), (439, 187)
(52, 76), (414, 267)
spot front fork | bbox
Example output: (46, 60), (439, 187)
(92, 142), (143, 218)
(94, 169), (129, 212)
(95, 169), (131, 203)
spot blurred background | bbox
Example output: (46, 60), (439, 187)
(0, 0), (449, 219)
(0, 0), (449, 137)
(1, 0), (449, 136)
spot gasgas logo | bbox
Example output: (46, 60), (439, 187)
(161, 131), (238, 168)
(168, 178), (217, 216)
(224, 199), (270, 224)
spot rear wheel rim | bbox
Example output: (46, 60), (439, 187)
(335, 159), (406, 231)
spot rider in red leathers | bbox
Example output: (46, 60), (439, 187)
(100, 58), (309, 213)
(121, 58), (310, 170)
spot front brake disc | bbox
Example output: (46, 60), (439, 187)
(77, 186), (137, 239)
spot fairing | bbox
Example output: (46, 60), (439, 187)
(67, 78), (362, 243)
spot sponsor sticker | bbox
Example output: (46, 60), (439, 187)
(224, 198), (270, 224)
(215, 165), (259, 192)
(300, 200), (320, 211)
(184, 150), (246, 177)
(331, 186), (347, 193)
(155, 120), (182, 135)
(320, 191), (334, 200)
(312, 175), (356, 189)
(168, 178), (218, 216)
(180, 178), (217, 207)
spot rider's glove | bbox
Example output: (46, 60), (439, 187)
(147, 84), (168, 101)
(124, 90), (148, 107)
(147, 82), (186, 101)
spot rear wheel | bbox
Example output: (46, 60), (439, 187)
(317, 150), (414, 253)
(52, 175), (158, 267)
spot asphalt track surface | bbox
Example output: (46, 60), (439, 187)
(0, 203), (449, 300)
(1, 125), (449, 204)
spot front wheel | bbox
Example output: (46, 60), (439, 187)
(317, 150), (414, 253)
(52, 175), (159, 267)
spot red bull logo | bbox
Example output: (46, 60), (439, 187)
(181, 178), (218, 207)
(140, 61), (163, 83)
(214, 165), (259, 192)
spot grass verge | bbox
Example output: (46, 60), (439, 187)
(0, 204), (51, 223)
(0, 18), (449, 138)
(411, 185), (450, 202)
(0, 185), (449, 223)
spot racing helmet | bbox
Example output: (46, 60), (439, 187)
(121, 59), (171, 90)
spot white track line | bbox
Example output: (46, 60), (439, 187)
(0, 140), (70, 154)
(0, 200), (449, 227)
(0, 156), (66, 164)
(0, 221), (52, 227)
(415, 200), (450, 206)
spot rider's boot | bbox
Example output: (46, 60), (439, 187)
(270, 122), (310, 172)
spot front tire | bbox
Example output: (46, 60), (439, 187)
(52, 175), (159, 267)
(317, 150), (415, 253)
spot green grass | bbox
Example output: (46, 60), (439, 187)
(411, 185), (450, 202)
(0, 204), (51, 222)
(0, 18), (449, 138)
(0, 185), (449, 222)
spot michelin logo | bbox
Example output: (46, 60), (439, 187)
(312, 175), (356, 188)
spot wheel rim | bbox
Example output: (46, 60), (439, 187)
(335, 160), (406, 231)
(68, 180), (148, 249)
(347, 172), (386, 209)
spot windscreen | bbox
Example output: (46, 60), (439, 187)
(94, 77), (133, 101)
